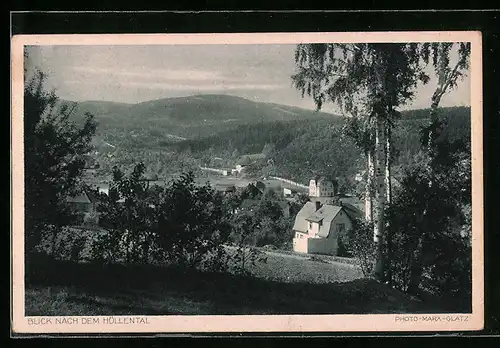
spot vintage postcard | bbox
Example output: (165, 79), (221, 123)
(11, 31), (483, 334)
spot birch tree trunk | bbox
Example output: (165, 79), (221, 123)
(385, 124), (392, 204)
(365, 149), (375, 222)
(384, 122), (393, 283)
(373, 115), (386, 279)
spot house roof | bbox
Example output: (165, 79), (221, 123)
(236, 156), (252, 166)
(67, 190), (94, 204)
(311, 176), (338, 188)
(317, 177), (332, 184)
(305, 214), (324, 223)
(292, 202), (317, 233)
(293, 202), (348, 238)
(341, 202), (364, 220)
(236, 153), (266, 166)
(86, 190), (99, 203)
(313, 205), (343, 238)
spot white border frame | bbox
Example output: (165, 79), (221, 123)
(11, 31), (484, 333)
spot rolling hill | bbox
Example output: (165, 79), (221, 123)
(63, 94), (338, 139)
(63, 93), (470, 192)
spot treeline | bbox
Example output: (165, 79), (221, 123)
(94, 168), (300, 270)
(89, 104), (470, 191)
(36, 163), (301, 277)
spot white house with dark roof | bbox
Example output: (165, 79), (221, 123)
(292, 201), (355, 256)
(292, 176), (363, 256)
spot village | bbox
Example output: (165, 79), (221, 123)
(68, 151), (366, 258)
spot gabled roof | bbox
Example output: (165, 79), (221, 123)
(306, 205), (342, 221)
(317, 177), (333, 184)
(237, 153), (266, 166)
(313, 205), (343, 238)
(341, 202), (364, 220)
(85, 190), (99, 204)
(305, 214), (324, 223)
(311, 176), (333, 184)
(67, 190), (95, 204)
(293, 202), (350, 238)
(292, 202), (317, 233)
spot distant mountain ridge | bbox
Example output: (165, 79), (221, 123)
(62, 94), (339, 131)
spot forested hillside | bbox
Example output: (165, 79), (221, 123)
(171, 105), (471, 191)
(66, 94), (469, 193)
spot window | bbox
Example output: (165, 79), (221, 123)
(337, 223), (345, 233)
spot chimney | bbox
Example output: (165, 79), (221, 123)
(315, 201), (321, 211)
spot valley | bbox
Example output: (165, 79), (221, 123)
(67, 94), (470, 197)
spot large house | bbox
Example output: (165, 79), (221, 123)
(309, 177), (335, 198)
(292, 177), (362, 256)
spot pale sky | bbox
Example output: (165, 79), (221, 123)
(25, 44), (470, 113)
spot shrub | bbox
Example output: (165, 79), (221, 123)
(229, 245), (267, 276)
(343, 219), (376, 278)
(82, 211), (100, 229)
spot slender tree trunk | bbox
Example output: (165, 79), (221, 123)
(365, 150), (375, 222)
(385, 125), (392, 205)
(384, 123), (393, 283)
(373, 116), (386, 280)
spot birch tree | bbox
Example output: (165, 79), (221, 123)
(420, 42), (471, 169)
(292, 43), (427, 280)
(404, 42), (471, 293)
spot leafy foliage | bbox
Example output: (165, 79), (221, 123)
(225, 184), (294, 250)
(93, 162), (156, 264)
(342, 219), (376, 277)
(385, 126), (471, 309)
(153, 171), (232, 269)
(24, 70), (97, 270)
(93, 167), (233, 270)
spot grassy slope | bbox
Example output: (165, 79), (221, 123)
(26, 254), (446, 316)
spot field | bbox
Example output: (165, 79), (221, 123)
(89, 174), (306, 194)
(25, 250), (441, 316)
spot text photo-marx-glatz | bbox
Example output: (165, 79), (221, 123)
(11, 32), (483, 333)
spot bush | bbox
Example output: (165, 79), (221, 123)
(82, 212), (100, 229)
(336, 234), (353, 258)
(385, 149), (472, 310)
(228, 245), (267, 276)
(92, 167), (234, 272)
(343, 219), (376, 278)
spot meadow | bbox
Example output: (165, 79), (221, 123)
(26, 250), (443, 316)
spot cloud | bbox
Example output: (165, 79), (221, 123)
(72, 66), (227, 82)
(64, 79), (286, 92)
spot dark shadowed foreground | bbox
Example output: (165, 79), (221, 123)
(25, 254), (458, 316)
